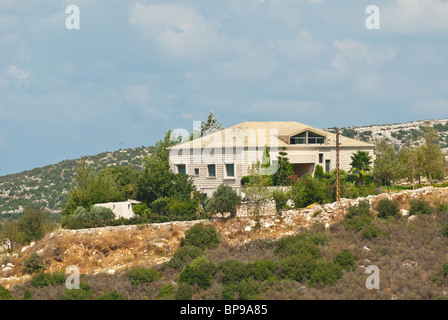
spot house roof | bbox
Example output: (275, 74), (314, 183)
(168, 121), (373, 149)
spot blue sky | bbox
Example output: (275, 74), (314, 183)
(1, 0), (448, 176)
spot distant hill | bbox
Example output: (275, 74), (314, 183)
(326, 118), (448, 152)
(1, 118), (448, 215)
(0, 147), (152, 214)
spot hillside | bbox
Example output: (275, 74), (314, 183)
(326, 118), (448, 151)
(2, 186), (448, 300)
(0, 147), (152, 214)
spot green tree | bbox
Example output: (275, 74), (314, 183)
(243, 162), (273, 215)
(422, 125), (445, 184)
(273, 147), (295, 186)
(350, 151), (373, 185)
(373, 138), (402, 193)
(189, 111), (224, 140)
(205, 184), (241, 217)
(399, 145), (425, 188)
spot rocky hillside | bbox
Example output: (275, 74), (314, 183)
(0, 147), (152, 214)
(326, 118), (448, 151)
(2, 186), (448, 300)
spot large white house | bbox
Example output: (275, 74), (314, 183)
(168, 121), (374, 197)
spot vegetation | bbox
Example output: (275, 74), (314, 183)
(204, 184), (241, 217)
(180, 223), (220, 250)
(128, 267), (162, 286)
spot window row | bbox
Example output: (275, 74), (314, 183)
(175, 163), (235, 178)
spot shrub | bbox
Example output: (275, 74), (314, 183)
(157, 284), (175, 299)
(274, 234), (320, 258)
(31, 271), (65, 288)
(175, 283), (193, 300)
(17, 208), (50, 243)
(377, 199), (400, 219)
(248, 260), (277, 281)
(205, 184), (241, 216)
(310, 233), (327, 245)
(180, 223), (220, 250)
(23, 289), (32, 300)
(308, 262), (343, 287)
(0, 285), (12, 300)
(272, 189), (290, 211)
(278, 254), (318, 282)
(409, 199), (432, 215)
(314, 165), (325, 180)
(128, 267), (162, 286)
(437, 202), (448, 214)
(179, 256), (216, 289)
(344, 215), (373, 232)
(60, 282), (93, 300)
(346, 200), (372, 219)
(291, 174), (328, 208)
(361, 225), (381, 240)
(218, 260), (249, 285)
(24, 253), (46, 274)
(151, 197), (170, 215)
(334, 250), (356, 271)
(222, 279), (260, 300)
(97, 290), (126, 300)
(166, 246), (203, 270)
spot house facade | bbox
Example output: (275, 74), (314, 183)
(168, 121), (375, 197)
(94, 200), (140, 219)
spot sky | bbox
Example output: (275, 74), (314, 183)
(1, 0), (448, 176)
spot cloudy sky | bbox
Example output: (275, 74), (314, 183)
(1, 0), (448, 175)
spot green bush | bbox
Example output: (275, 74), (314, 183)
(314, 165), (325, 180)
(278, 254), (318, 282)
(17, 208), (50, 243)
(31, 271), (65, 288)
(274, 233), (320, 258)
(128, 267), (162, 286)
(409, 199), (432, 215)
(0, 285), (12, 300)
(361, 225), (381, 240)
(24, 253), (46, 274)
(377, 199), (400, 219)
(205, 184), (241, 216)
(60, 282), (93, 300)
(180, 223), (220, 250)
(222, 279), (260, 300)
(151, 197), (170, 215)
(175, 283), (193, 300)
(346, 200), (372, 219)
(310, 233), (327, 245)
(97, 290), (126, 300)
(344, 215), (373, 232)
(334, 250), (356, 271)
(179, 256), (216, 289)
(308, 262), (343, 287)
(248, 260), (277, 281)
(272, 189), (290, 211)
(218, 260), (249, 285)
(437, 202), (448, 214)
(166, 246), (203, 270)
(157, 284), (175, 299)
(291, 174), (328, 208)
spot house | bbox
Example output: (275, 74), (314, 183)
(94, 200), (140, 219)
(168, 121), (375, 197)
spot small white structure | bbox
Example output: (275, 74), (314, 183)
(94, 200), (140, 219)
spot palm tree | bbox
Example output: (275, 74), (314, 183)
(350, 151), (373, 185)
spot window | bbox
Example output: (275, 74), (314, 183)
(319, 153), (324, 164)
(194, 168), (199, 176)
(177, 164), (186, 174)
(290, 131), (325, 145)
(325, 160), (331, 173)
(207, 164), (216, 177)
(225, 163), (235, 177)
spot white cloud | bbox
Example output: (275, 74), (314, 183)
(274, 30), (325, 63)
(383, 0), (448, 33)
(332, 40), (396, 70)
(129, 3), (226, 61)
(6, 65), (30, 85)
(123, 85), (173, 120)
